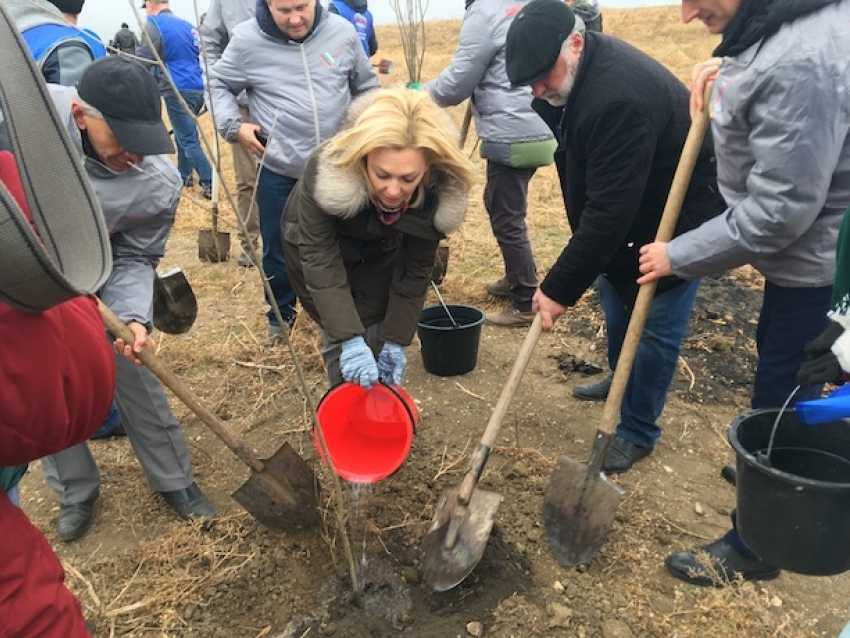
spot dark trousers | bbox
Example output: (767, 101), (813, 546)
(483, 161), (538, 311)
(752, 281), (832, 408)
(728, 280), (832, 560)
(256, 167), (297, 326)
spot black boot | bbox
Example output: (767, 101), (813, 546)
(602, 435), (652, 473)
(159, 482), (216, 520)
(572, 375), (612, 401)
(665, 536), (781, 587)
(57, 497), (97, 542)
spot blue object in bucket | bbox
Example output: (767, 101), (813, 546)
(796, 384), (850, 425)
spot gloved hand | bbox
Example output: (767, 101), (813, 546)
(339, 336), (379, 389)
(377, 341), (407, 386)
(797, 351), (844, 386)
(804, 320), (845, 358)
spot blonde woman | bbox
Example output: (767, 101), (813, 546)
(283, 87), (474, 389)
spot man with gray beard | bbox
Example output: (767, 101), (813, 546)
(505, 0), (725, 473)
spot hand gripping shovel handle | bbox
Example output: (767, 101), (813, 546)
(97, 300), (265, 473)
(590, 85), (714, 473)
(444, 313), (543, 548)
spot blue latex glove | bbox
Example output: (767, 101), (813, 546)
(339, 336), (379, 389)
(377, 341), (407, 386)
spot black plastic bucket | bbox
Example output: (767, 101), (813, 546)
(418, 304), (485, 376)
(729, 408), (850, 575)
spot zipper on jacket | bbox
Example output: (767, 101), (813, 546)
(300, 44), (322, 146)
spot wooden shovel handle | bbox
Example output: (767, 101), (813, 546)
(598, 84), (714, 438)
(459, 100), (473, 148)
(97, 299), (265, 473)
(458, 313), (543, 502)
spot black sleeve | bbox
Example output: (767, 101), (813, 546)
(368, 31), (378, 56)
(40, 51), (61, 84)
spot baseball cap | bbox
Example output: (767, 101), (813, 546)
(506, 0), (576, 87)
(76, 57), (174, 156)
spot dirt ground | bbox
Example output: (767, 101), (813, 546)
(16, 8), (850, 638)
(19, 233), (850, 637)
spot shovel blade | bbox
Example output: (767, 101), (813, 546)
(543, 455), (624, 566)
(232, 443), (321, 533)
(421, 486), (502, 591)
(153, 268), (198, 334)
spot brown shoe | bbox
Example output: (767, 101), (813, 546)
(485, 306), (534, 327)
(484, 277), (511, 298)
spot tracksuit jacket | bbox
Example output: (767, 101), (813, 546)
(208, 0), (379, 180)
(426, 0), (554, 166)
(666, 0), (850, 289)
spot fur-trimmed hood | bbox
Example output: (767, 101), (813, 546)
(312, 91), (468, 235)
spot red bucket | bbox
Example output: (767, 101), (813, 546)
(315, 383), (418, 483)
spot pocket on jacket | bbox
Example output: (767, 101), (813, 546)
(509, 139), (558, 169)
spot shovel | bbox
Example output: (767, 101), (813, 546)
(98, 300), (320, 532)
(198, 150), (230, 263)
(543, 88), (713, 566)
(422, 313), (543, 591)
(152, 268), (197, 335)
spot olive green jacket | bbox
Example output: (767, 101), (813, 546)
(282, 111), (467, 345)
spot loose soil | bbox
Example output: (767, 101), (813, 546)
(17, 8), (850, 637)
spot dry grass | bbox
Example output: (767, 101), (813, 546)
(53, 10), (825, 637)
(67, 515), (254, 635)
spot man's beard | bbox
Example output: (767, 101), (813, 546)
(543, 55), (579, 107)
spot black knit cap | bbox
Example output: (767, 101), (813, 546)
(48, 0), (86, 14)
(77, 57), (174, 156)
(506, 0), (576, 87)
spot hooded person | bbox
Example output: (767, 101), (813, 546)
(208, 0), (379, 341)
(638, 0), (850, 587)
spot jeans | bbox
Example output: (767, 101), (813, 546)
(256, 167), (297, 326)
(483, 162), (538, 311)
(164, 92), (212, 188)
(598, 275), (700, 449)
(90, 401), (121, 439)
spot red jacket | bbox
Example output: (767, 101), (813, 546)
(0, 296), (115, 465)
(0, 147), (114, 637)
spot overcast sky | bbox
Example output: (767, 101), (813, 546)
(78, 0), (670, 42)
(77, 1), (468, 41)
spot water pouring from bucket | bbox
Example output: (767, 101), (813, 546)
(315, 383), (419, 484)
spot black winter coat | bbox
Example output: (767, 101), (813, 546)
(533, 32), (725, 308)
